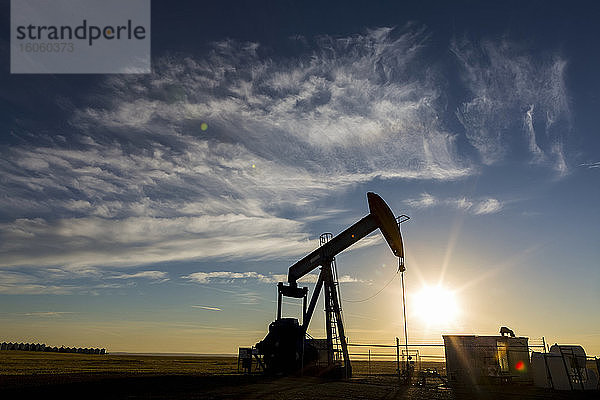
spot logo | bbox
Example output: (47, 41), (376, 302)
(11, 0), (151, 74)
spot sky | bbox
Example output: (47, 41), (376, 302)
(0, 1), (599, 356)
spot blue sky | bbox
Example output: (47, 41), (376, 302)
(0, 1), (599, 355)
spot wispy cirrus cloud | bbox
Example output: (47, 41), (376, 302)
(579, 161), (600, 169)
(191, 305), (222, 311)
(0, 214), (312, 268)
(271, 273), (362, 284)
(404, 193), (503, 215)
(452, 37), (570, 174)
(471, 198), (502, 215)
(22, 311), (77, 317)
(0, 283), (73, 295)
(0, 270), (74, 295)
(0, 267), (169, 295)
(184, 271), (274, 284)
(184, 271), (362, 285)
(404, 193), (438, 208)
(0, 27), (570, 275)
(110, 270), (169, 281)
(0, 27), (470, 271)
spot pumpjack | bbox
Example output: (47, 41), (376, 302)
(256, 192), (407, 378)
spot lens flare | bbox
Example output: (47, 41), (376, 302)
(515, 360), (525, 371)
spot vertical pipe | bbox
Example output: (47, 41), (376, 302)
(396, 337), (400, 377)
(401, 271), (409, 375)
(368, 349), (371, 376)
(277, 283), (282, 320)
(301, 333), (305, 377)
(301, 289), (307, 376)
(302, 293), (307, 326)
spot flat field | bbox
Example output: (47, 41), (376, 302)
(0, 350), (597, 399)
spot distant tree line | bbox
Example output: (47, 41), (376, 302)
(1, 342), (106, 354)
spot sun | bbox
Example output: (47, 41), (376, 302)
(413, 285), (459, 327)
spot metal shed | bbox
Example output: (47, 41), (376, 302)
(443, 331), (531, 385)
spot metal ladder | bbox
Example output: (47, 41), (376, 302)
(320, 233), (347, 368)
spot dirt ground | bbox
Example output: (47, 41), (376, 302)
(0, 351), (598, 399)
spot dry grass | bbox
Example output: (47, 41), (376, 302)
(0, 350), (237, 376)
(1, 351), (448, 377)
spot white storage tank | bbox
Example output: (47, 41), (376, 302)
(531, 344), (598, 390)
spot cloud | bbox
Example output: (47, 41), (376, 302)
(184, 271), (274, 284)
(523, 104), (544, 163)
(184, 271), (362, 285)
(403, 193), (503, 215)
(191, 305), (222, 311)
(0, 27), (570, 274)
(404, 193), (438, 208)
(471, 198), (502, 215)
(110, 270), (169, 281)
(452, 37), (570, 174)
(0, 267), (167, 295)
(71, 29), (471, 181)
(0, 283), (73, 295)
(337, 275), (362, 283)
(0, 270), (74, 295)
(22, 311), (77, 317)
(0, 27), (474, 272)
(0, 214), (313, 268)
(580, 161), (600, 169)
